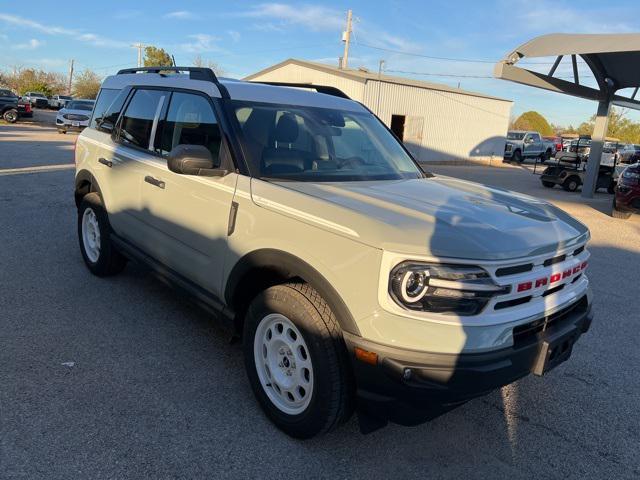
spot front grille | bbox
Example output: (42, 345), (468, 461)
(63, 114), (89, 121)
(496, 264), (533, 277)
(543, 254), (566, 267)
(513, 296), (588, 345)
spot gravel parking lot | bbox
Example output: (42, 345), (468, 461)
(1, 123), (639, 479)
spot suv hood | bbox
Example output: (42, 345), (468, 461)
(257, 176), (589, 261)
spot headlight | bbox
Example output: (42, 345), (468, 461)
(389, 262), (509, 316)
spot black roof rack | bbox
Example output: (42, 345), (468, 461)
(115, 66), (229, 98)
(117, 66), (217, 82)
(252, 82), (351, 99)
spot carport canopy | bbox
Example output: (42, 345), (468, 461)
(494, 33), (640, 198)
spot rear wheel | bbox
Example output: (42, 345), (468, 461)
(612, 197), (631, 219)
(3, 109), (18, 123)
(243, 283), (353, 439)
(563, 176), (581, 192)
(77, 193), (126, 276)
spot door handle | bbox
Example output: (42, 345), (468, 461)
(98, 157), (112, 168)
(144, 175), (165, 189)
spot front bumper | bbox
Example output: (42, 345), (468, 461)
(56, 118), (89, 131)
(344, 295), (592, 426)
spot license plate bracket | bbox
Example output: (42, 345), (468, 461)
(72, 121), (80, 127)
(531, 325), (578, 376)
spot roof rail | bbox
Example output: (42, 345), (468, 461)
(116, 66), (218, 83)
(252, 81), (351, 99)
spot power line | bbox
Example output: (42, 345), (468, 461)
(353, 41), (560, 65)
(385, 68), (595, 80)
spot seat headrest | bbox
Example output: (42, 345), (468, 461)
(275, 113), (299, 144)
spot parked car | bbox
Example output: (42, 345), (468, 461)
(612, 162), (640, 219)
(17, 100), (33, 118)
(75, 67), (593, 438)
(618, 144), (640, 164)
(22, 91), (49, 108)
(56, 99), (95, 133)
(543, 136), (563, 154)
(504, 130), (556, 163)
(49, 94), (73, 110)
(0, 88), (20, 123)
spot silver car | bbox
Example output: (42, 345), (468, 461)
(56, 99), (95, 133)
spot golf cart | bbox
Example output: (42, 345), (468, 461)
(540, 137), (617, 193)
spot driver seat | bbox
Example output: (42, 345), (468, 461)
(261, 113), (311, 175)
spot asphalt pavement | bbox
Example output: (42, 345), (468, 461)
(1, 123), (639, 479)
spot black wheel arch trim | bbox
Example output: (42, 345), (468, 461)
(74, 169), (104, 208)
(225, 249), (360, 335)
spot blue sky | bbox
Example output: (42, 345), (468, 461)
(1, 0), (639, 126)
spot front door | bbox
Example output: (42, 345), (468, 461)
(138, 90), (237, 296)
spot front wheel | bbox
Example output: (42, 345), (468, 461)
(512, 150), (523, 164)
(3, 109), (18, 123)
(77, 193), (127, 276)
(243, 283), (353, 439)
(563, 176), (581, 192)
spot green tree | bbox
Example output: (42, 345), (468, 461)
(512, 111), (554, 136)
(3, 67), (66, 96)
(72, 69), (101, 99)
(144, 46), (173, 67)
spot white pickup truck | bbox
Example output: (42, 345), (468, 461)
(504, 130), (556, 163)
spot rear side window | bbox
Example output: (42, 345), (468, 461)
(157, 92), (221, 165)
(90, 88), (119, 128)
(119, 89), (167, 150)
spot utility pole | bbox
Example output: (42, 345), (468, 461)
(376, 59), (385, 115)
(341, 9), (353, 69)
(67, 59), (74, 95)
(131, 43), (146, 67)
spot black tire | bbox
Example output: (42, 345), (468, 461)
(563, 176), (581, 192)
(542, 180), (555, 188)
(77, 193), (126, 276)
(3, 109), (18, 123)
(611, 197), (631, 219)
(512, 149), (523, 164)
(243, 282), (353, 439)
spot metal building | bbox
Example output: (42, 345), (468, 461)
(245, 59), (513, 164)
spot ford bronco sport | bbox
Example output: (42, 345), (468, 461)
(75, 67), (593, 438)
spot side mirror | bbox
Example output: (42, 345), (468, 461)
(167, 144), (228, 177)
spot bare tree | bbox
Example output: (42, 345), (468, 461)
(192, 55), (224, 75)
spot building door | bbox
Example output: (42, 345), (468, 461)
(390, 114), (405, 140)
(403, 116), (425, 160)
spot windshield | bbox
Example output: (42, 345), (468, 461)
(507, 132), (525, 140)
(230, 101), (422, 182)
(67, 101), (94, 111)
(32, 93), (46, 98)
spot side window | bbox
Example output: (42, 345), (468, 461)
(531, 133), (541, 142)
(119, 89), (167, 150)
(90, 88), (120, 129)
(158, 92), (222, 166)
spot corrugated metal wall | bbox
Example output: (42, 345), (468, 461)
(249, 65), (513, 163)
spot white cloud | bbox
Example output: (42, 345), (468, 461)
(180, 34), (224, 53)
(0, 12), (129, 48)
(14, 38), (43, 50)
(164, 10), (195, 20)
(228, 30), (241, 42)
(238, 3), (343, 31)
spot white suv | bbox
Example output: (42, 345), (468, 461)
(74, 67), (593, 438)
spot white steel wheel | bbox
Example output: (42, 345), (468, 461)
(81, 207), (101, 263)
(253, 313), (314, 415)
